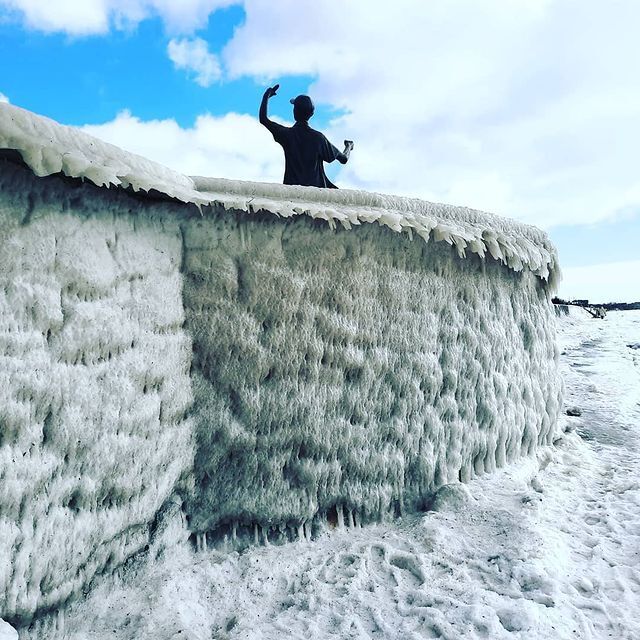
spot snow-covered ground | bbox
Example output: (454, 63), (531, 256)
(15, 309), (640, 640)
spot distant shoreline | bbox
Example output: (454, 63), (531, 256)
(553, 298), (640, 312)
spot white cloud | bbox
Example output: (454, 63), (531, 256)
(222, 0), (640, 229)
(0, 92), (9, 103)
(0, 0), (109, 34)
(168, 38), (221, 87)
(80, 109), (285, 183)
(0, 0), (239, 35)
(559, 260), (640, 304)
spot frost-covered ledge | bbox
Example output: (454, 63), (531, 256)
(0, 104), (563, 625)
(0, 103), (559, 287)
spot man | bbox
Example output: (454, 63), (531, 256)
(259, 84), (354, 188)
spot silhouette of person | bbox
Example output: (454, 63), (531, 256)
(259, 84), (354, 189)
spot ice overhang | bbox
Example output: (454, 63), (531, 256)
(0, 102), (559, 289)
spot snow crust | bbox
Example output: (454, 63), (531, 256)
(0, 619), (17, 640)
(0, 103), (560, 288)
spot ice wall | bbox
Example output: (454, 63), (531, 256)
(0, 103), (562, 624)
(0, 159), (193, 623)
(183, 209), (562, 540)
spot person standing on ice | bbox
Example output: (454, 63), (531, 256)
(259, 84), (354, 188)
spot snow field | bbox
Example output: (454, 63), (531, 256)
(551, 311), (640, 637)
(0, 161), (194, 623)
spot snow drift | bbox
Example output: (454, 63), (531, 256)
(0, 103), (562, 625)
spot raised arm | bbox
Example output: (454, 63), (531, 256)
(259, 84), (280, 132)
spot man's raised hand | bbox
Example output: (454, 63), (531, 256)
(264, 84), (280, 99)
(344, 140), (354, 151)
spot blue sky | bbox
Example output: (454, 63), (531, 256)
(1, 0), (638, 302)
(0, 7), (338, 127)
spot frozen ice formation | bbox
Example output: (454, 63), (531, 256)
(0, 103), (559, 288)
(0, 104), (562, 625)
(0, 161), (194, 623)
(0, 104), (196, 203)
(184, 213), (562, 539)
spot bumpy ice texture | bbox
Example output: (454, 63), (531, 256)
(0, 103), (562, 624)
(0, 161), (193, 623)
(183, 209), (562, 542)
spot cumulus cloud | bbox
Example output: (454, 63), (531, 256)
(81, 109), (285, 183)
(222, 0), (640, 229)
(0, 92), (9, 103)
(0, 0), (239, 35)
(168, 38), (221, 87)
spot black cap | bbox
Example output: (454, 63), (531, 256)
(289, 95), (315, 111)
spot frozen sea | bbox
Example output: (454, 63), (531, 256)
(12, 309), (640, 640)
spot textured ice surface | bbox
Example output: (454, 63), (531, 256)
(0, 103), (559, 287)
(0, 105), (563, 627)
(183, 209), (562, 537)
(0, 161), (194, 623)
(0, 105), (195, 202)
(45, 311), (640, 640)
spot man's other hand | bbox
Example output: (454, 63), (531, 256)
(264, 84), (280, 99)
(344, 140), (354, 151)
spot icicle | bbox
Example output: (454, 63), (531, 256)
(353, 511), (361, 528)
(337, 505), (345, 528)
(231, 522), (237, 543)
(297, 523), (305, 541)
(261, 525), (270, 545)
(303, 520), (312, 541)
(347, 509), (355, 528)
(254, 523), (259, 545)
(203, 532), (208, 551)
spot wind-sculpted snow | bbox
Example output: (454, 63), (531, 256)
(0, 162), (194, 623)
(0, 103), (559, 288)
(0, 106), (562, 629)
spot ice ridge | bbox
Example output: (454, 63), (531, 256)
(0, 103), (559, 289)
